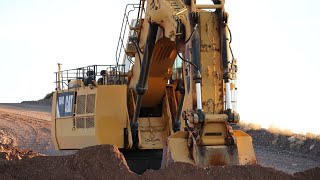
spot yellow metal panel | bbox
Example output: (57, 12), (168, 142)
(56, 117), (97, 149)
(137, 93), (174, 149)
(201, 122), (226, 145)
(138, 117), (166, 149)
(205, 113), (228, 123)
(95, 85), (128, 148)
(234, 130), (257, 165)
(164, 131), (194, 167)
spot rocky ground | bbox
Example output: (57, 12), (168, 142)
(0, 104), (73, 156)
(0, 103), (319, 179)
(0, 144), (41, 161)
(234, 123), (320, 173)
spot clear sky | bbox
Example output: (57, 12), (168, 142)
(0, 0), (319, 134)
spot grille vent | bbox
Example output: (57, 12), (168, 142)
(76, 94), (96, 115)
(75, 93), (96, 129)
(86, 94), (96, 114)
(76, 118), (85, 128)
(76, 95), (86, 114)
(75, 117), (95, 129)
(86, 117), (95, 128)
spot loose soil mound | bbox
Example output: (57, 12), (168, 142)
(294, 167), (320, 180)
(0, 144), (319, 180)
(141, 163), (293, 180)
(0, 144), (41, 161)
(0, 145), (137, 180)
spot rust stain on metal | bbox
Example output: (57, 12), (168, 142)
(246, 156), (257, 165)
(209, 153), (226, 166)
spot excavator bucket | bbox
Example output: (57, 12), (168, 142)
(162, 130), (257, 167)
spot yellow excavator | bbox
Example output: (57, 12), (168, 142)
(51, 0), (256, 174)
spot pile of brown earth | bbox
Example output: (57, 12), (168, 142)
(0, 144), (42, 161)
(0, 145), (319, 180)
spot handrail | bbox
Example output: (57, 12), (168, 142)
(54, 64), (126, 90)
(115, 4), (142, 67)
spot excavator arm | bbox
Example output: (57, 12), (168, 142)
(127, 0), (256, 167)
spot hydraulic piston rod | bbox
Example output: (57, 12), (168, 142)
(132, 23), (159, 124)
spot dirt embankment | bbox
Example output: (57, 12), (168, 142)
(21, 96), (52, 106)
(0, 105), (73, 156)
(0, 145), (319, 180)
(232, 124), (320, 173)
(0, 144), (41, 161)
(233, 123), (320, 158)
(0, 145), (135, 180)
(246, 128), (320, 158)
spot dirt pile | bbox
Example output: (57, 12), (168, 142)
(142, 163), (293, 180)
(0, 144), (41, 161)
(0, 144), (319, 180)
(0, 145), (137, 180)
(294, 167), (320, 180)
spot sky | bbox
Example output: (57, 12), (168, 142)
(0, 0), (319, 134)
